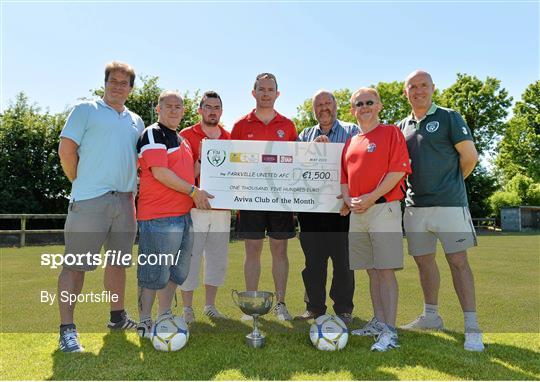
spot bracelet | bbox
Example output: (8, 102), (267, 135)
(188, 185), (197, 198)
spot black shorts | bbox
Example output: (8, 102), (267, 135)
(236, 210), (296, 240)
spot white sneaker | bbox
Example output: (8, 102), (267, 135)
(400, 315), (444, 331)
(352, 317), (384, 336)
(274, 302), (292, 321)
(136, 319), (153, 339)
(203, 305), (226, 319)
(182, 306), (195, 324)
(464, 329), (485, 352)
(240, 314), (253, 321)
(371, 330), (400, 352)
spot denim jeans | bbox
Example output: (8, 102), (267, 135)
(137, 214), (193, 290)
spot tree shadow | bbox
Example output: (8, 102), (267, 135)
(48, 324), (540, 380)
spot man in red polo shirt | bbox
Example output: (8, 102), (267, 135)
(179, 91), (232, 323)
(341, 87), (411, 351)
(231, 73), (297, 321)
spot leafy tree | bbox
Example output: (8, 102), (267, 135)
(488, 191), (521, 218)
(489, 174), (540, 217)
(496, 81), (540, 182)
(179, 90), (201, 131)
(0, 93), (70, 213)
(293, 97), (317, 132)
(373, 81), (410, 124)
(506, 174), (540, 202)
(466, 166), (497, 218)
(438, 73), (512, 156)
(333, 89), (356, 124)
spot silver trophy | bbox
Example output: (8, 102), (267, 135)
(231, 290), (275, 348)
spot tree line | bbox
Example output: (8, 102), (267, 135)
(1, 74), (538, 219)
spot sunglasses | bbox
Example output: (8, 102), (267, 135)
(354, 100), (376, 107)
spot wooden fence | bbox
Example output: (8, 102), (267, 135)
(0, 214), (66, 247)
(471, 217), (497, 229)
(1, 214), (499, 247)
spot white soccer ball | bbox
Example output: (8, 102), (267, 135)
(309, 314), (349, 351)
(151, 315), (189, 352)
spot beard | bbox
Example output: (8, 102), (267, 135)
(203, 118), (219, 127)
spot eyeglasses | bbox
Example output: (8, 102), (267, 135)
(354, 100), (375, 107)
(202, 105), (222, 111)
(107, 80), (130, 88)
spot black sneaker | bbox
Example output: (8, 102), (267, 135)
(59, 327), (84, 353)
(107, 311), (137, 330)
(337, 312), (353, 326)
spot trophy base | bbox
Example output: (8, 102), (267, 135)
(246, 333), (265, 348)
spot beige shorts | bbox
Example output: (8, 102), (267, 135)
(180, 209), (231, 291)
(348, 200), (404, 270)
(404, 206), (477, 256)
(64, 191), (137, 271)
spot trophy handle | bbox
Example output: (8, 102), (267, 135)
(231, 289), (240, 307)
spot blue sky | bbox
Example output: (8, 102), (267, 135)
(1, 1), (538, 128)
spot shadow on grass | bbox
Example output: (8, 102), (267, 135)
(49, 320), (540, 380)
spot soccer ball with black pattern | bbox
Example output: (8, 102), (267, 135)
(151, 316), (189, 352)
(309, 314), (349, 351)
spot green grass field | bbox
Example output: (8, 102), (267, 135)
(1, 234), (539, 380)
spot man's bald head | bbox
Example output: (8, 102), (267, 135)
(405, 70), (434, 88)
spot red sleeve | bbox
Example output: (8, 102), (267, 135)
(340, 138), (351, 184)
(387, 125), (412, 174)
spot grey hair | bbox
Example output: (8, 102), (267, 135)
(312, 89), (336, 109)
(158, 90), (183, 106)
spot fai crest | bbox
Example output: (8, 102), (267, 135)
(367, 143), (377, 153)
(426, 121), (439, 133)
(277, 129), (285, 138)
(207, 149), (226, 167)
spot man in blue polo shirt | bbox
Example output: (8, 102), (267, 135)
(294, 90), (357, 325)
(57, 61), (144, 352)
(398, 70), (484, 352)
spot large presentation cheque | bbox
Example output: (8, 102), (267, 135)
(199, 140), (344, 213)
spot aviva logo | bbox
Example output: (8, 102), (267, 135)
(230, 152), (259, 163)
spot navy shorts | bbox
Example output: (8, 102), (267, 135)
(236, 210), (296, 240)
(137, 214), (193, 290)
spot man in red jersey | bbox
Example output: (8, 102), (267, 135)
(135, 90), (213, 339)
(179, 91), (232, 323)
(341, 87), (411, 351)
(231, 73), (297, 321)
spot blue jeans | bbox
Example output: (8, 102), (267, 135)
(137, 214), (193, 290)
